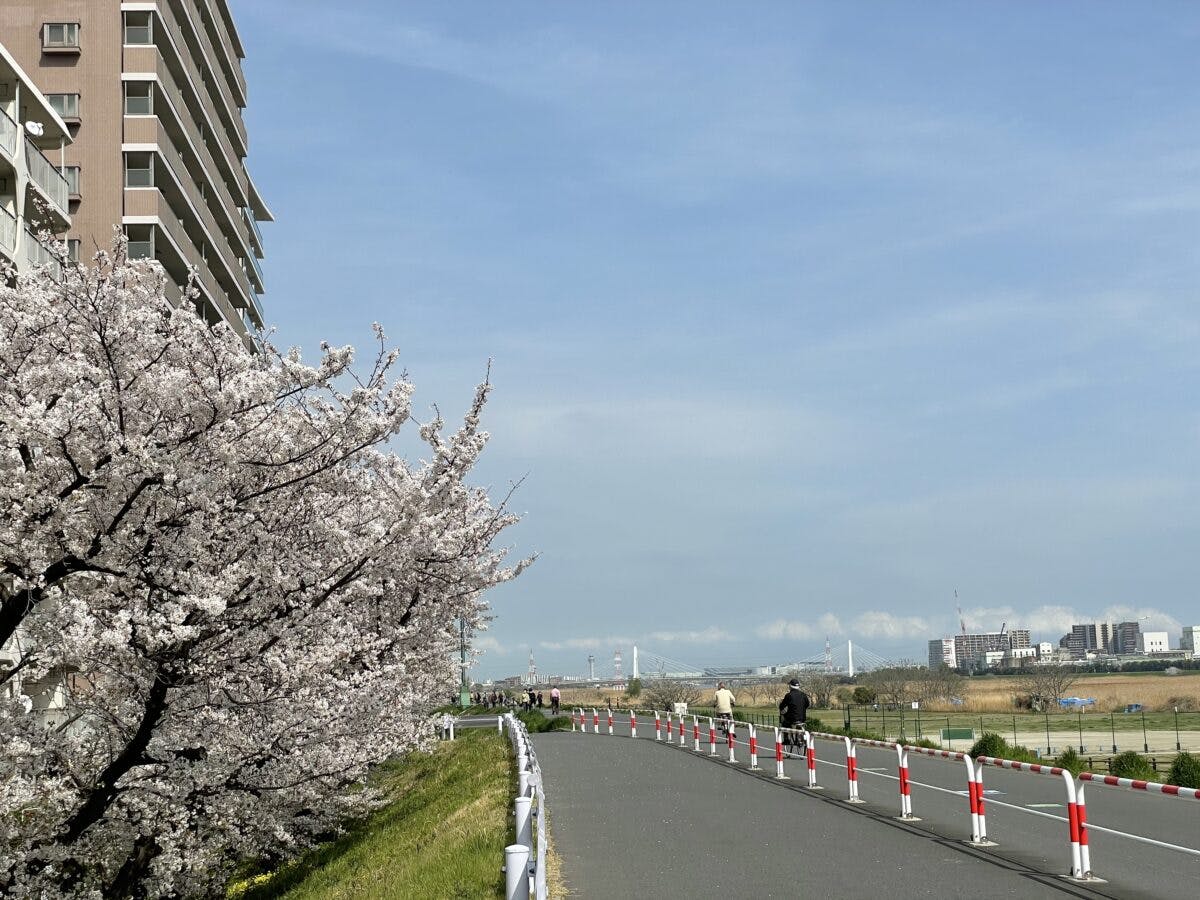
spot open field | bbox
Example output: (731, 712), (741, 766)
(554, 669), (1200, 715)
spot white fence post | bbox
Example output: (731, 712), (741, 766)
(515, 796), (533, 849)
(505, 844), (531, 900)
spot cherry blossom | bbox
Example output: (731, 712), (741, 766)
(0, 244), (527, 897)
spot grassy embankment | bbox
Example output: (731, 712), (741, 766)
(227, 727), (511, 900)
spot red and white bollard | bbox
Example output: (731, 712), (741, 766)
(607, 708), (614, 735)
(692, 716), (701, 752)
(748, 724), (759, 770)
(805, 730), (821, 789)
(1076, 781), (1093, 880)
(655, 711), (662, 741)
(708, 718), (717, 756)
(664, 711), (672, 743)
(591, 708), (599, 733)
(895, 744), (917, 819)
(844, 737), (862, 803)
(678, 715), (686, 747)
(727, 722), (737, 764)
(1062, 769), (1094, 880)
(774, 728), (789, 779)
(630, 709), (638, 738)
(963, 756), (992, 845)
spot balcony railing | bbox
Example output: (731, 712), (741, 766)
(244, 249), (263, 289)
(242, 206), (263, 249)
(25, 227), (62, 276)
(23, 138), (69, 215)
(0, 206), (16, 256)
(0, 107), (17, 158)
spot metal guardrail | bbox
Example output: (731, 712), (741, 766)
(502, 713), (549, 900)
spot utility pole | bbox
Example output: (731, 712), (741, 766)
(458, 619), (470, 707)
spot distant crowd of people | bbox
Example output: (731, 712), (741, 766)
(467, 685), (561, 714)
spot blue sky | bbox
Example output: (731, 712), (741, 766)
(233, 1), (1200, 679)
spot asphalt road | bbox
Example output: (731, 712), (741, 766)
(534, 714), (1198, 899)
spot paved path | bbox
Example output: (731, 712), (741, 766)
(533, 729), (1127, 899)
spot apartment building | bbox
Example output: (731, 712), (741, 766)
(0, 41), (73, 271)
(1, 1), (269, 339)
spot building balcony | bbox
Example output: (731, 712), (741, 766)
(0, 205), (16, 261)
(123, 188), (254, 342)
(0, 107), (17, 162)
(23, 138), (70, 221)
(123, 74), (259, 292)
(124, 132), (256, 318)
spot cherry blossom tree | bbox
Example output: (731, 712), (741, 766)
(0, 244), (527, 897)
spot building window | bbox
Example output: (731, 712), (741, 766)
(67, 239), (81, 262)
(62, 166), (81, 197)
(42, 23), (80, 50)
(124, 152), (153, 188)
(124, 12), (153, 45)
(124, 82), (153, 116)
(47, 93), (80, 120)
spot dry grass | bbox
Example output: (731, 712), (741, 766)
(942, 671), (1200, 713)
(560, 671), (1200, 715)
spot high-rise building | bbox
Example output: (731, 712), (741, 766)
(948, 629), (1027, 669)
(2, 1), (269, 341)
(1, 41), (74, 272)
(1060, 622), (1118, 658)
(1114, 621), (1142, 655)
(928, 638), (956, 670)
(1183, 626), (1199, 654)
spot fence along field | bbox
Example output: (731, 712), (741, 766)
(552, 670), (1200, 757)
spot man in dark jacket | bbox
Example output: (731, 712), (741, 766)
(779, 679), (810, 751)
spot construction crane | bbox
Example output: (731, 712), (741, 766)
(956, 589), (966, 635)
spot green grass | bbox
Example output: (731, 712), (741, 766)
(227, 729), (510, 900)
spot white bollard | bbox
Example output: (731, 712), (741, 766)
(505, 844), (531, 900)
(449, 718), (456, 741)
(515, 796), (533, 849)
(630, 709), (638, 738)
(518, 768), (530, 797)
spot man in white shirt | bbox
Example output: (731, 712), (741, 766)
(713, 682), (735, 716)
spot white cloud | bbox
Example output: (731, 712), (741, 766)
(648, 627), (730, 644)
(538, 636), (634, 652)
(473, 636), (505, 654)
(851, 611), (935, 641)
(757, 613), (844, 641)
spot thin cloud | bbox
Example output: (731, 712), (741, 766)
(648, 627), (731, 644)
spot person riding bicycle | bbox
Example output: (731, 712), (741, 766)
(778, 679), (810, 753)
(713, 682), (736, 736)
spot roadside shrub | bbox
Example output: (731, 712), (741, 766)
(969, 732), (1008, 759)
(1054, 747), (1085, 776)
(1109, 750), (1156, 781)
(1164, 695), (1197, 712)
(968, 732), (1038, 763)
(625, 678), (642, 699)
(1167, 751), (1200, 788)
